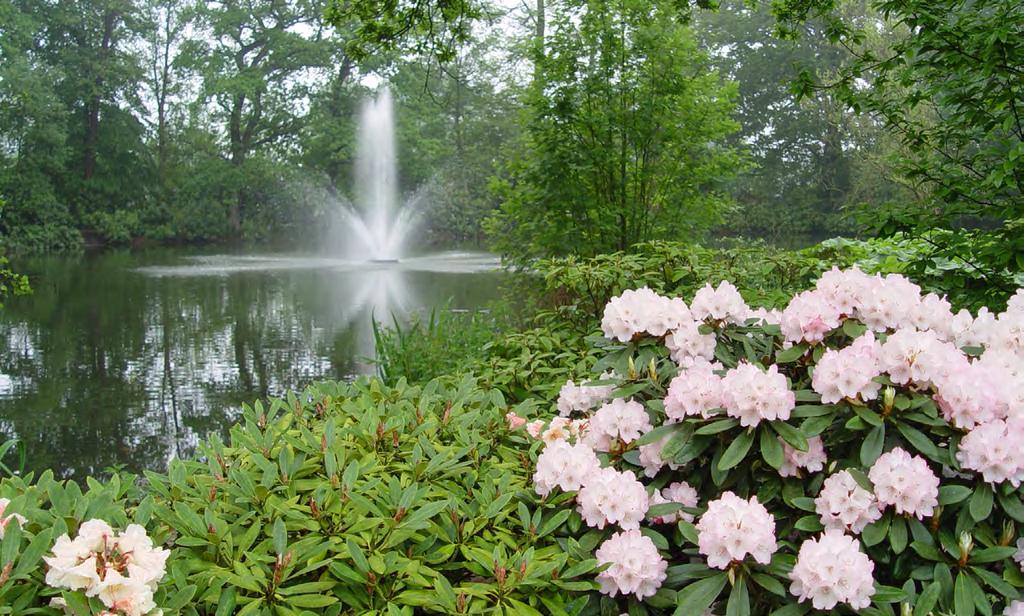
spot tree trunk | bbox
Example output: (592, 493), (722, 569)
(84, 10), (118, 180)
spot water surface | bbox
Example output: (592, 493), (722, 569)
(0, 248), (503, 479)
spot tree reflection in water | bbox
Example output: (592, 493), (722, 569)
(0, 250), (502, 479)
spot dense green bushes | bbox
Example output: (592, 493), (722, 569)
(0, 377), (602, 614)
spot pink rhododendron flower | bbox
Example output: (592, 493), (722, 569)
(541, 417), (573, 445)
(868, 447), (939, 518)
(525, 420), (544, 440)
(664, 359), (724, 421)
(815, 266), (871, 316)
(811, 332), (883, 404)
(789, 530), (875, 610)
(689, 280), (749, 324)
(665, 320), (717, 366)
(778, 435), (827, 478)
(721, 362), (794, 427)
(1007, 601), (1024, 616)
(935, 363), (1008, 429)
(505, 411), (526, 430)
(532, 440), (601, 496)
(557, 377), (614, 416)
(815, 470), (882, 534)
(601, 288), (691, 341)
(648, 481), (698, 524)
(1015, 538), (1024, 573)
(911, 293), (955, 337)
(576, 467), (649, 530)
(780, 290), (843, 344)
(594, 530), (667, 600)
(637, 434), (681, 478)
(697, 492), (776, 569)
(583, 398), (652, 451)
(880, 328), (968, 388)
(956, 418), (1024, 486)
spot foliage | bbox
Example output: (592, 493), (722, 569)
(486, 0), (744, 262)
(774, 0), (1024, 285)
(521, 271), (1024, 614)
(0, 376), (607, 614)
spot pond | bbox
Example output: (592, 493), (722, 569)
(0, 248), (505, 479)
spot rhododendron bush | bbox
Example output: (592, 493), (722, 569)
(519, 268), (1024, 615)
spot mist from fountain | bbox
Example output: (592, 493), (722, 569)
(337, 87), (420, 262)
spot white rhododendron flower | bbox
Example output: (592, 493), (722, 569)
(532, 440), (601, 496)
(721, 362), (794, 427)
(789, 530), (875, 610)
(880, 328), (968, 388)
(811, 332), (883, 404)
(594, 530), (667, 600)
(648, 481), (698, 524)
(778, 435), (827, 478)
(0, 498), (26, 538)
(780, 290), (843, 344)
(637, 435), (681, 478)
(956, 418), (1024, 486)
(689, 280), (749, 324)
(557, 377), (614, 416)
(815, 470), (882, 534)
(665, 320), (717, 366)
(935, 363), (1009, 429)
(664, 358), (724, 421)
(576, 467), (649, 530)
(1016, 538), (1024, 573)
(868, 448), (939, 518)
(697, 492), (776, 569)
(1007, 601), (1024, 616)
(44, 520), (168, 616)
(583, 398), (652, 451)
(601, 287), (690, 341)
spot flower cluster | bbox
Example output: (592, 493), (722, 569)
(664, 358), (723, 421)
(527, 267), (1024, 612)
(594, 530), (667, 600)
(811, 332), (883, 404)
(689, 280), (749, 324)
(696, 492), (776, 569)
(649, 481), (698, 524)
(789, 530), (875, 610)
(956, 418), (1024, 486)
(557, 377), (615, 416)
(721, 362), (795, 427)
(576, 467), (649, 530)
(601, 287), (690, 342)
(533, 440), (601, 496)
(815, 470), (882, 533)
(44, 520), (168, 616)
(778, 436), (827, 478)
(583, 398), (652, 451)
(868, 448), (939, 519)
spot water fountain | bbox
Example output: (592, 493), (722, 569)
(338, 87), (419, 262)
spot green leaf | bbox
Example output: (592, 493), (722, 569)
(760, 427), (784, 469)
(860, 424), (885, 467)
(938, 485), (973, 505)
(863, 514), (890, 547)
(915, 581), (941, 616)
(718, 429), (755, 471)
(954, 572), (976, 616)
(775, 343), (807, 363)
(771, 421), (807, 452)
(695, 419), (738, 435)
(751, 573), (786, 597)
(968, 484), (993, 522)
(272, 518), (287, 556)
(726, 577), (750, 616)
(346, 537), (370, 574)
(673, 573), (728, 616)
(889, 515), (907, 554)
(896, 422), (939, 460)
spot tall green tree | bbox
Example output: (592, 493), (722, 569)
(487, 0), (743, 261)
(181, 0), (345, 236)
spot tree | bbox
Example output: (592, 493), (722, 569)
(487, 0), (743, 261)
(181, 0), (345, 235)
(775, 0), (1024, 279)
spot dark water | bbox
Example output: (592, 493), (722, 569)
(0, 249), (504, 479)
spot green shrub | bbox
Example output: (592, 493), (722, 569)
(0, 376), (599, 615)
